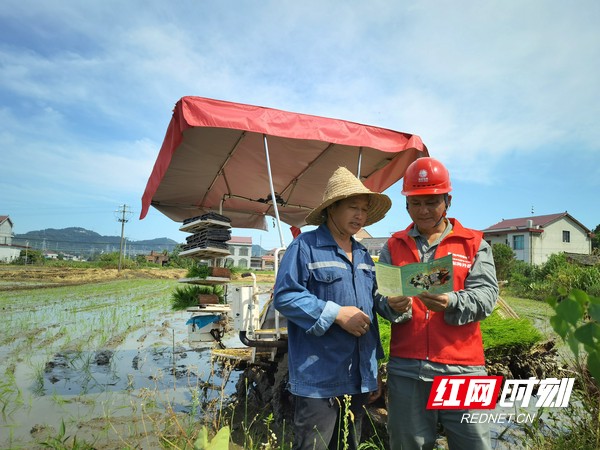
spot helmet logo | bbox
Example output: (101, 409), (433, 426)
(418, 169), (428, 182)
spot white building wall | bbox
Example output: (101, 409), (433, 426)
(539, 220), (591, 263)
(0, 247), (20, 263)
(485, 236), (507, 247)
(226, 243), (252, 268)
(530, 233), (542, 265)
(0, 221), (13, 245)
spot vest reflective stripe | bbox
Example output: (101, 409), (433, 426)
(387, 219), (485, 366)
(356, 263), (375, 271)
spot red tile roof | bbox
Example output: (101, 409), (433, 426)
(483, 212), (590, 233)
(227, 236), (252, 245)
(484, 213), (566, 231)
(0, 216), (12, 227)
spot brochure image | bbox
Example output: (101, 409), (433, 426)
(374, 254), (454, 297)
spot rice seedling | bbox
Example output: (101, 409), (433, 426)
(31, 361), (46, 396)
(40, 419), (97, 450)
(177, 282), (227, 308)
(50, 391), (70, 407)
(0, 277), (195, 447)
(0, 376), (22, 421)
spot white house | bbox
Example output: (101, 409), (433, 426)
(0, 215), (22, 263)
(358, 237), (389, 260)
(482, 212), (593, 265)
(226, 236), (253, 268)
(0, 215), (13, 245)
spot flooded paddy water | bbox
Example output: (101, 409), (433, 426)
(0, 267), (587, 449)
(0, 267), (244, 449)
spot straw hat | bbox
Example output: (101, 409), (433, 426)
(305, 167), (392, 226)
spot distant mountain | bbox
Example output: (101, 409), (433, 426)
(252, 244), (269, 257)
(13, 227), (178, 257)
(13, 227), (271, 259)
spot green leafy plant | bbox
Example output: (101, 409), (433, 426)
(547, 287), (600, 384)
(515, 288), (600, 450)
(194, 425), (230, 450)
(548, 287), (600, 449)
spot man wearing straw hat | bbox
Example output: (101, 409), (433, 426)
(274, 166), (401, 450)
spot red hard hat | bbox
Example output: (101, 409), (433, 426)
(402, 157), (452, 196)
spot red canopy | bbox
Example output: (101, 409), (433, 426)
(141, 96), (428, 230)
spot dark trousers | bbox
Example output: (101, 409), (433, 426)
(292, 393), (370, 450)
(387, 375), (491, 450)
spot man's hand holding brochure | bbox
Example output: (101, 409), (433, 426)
(374, 254), (454, 297)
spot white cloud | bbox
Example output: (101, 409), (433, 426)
(1, 0), (598, 239)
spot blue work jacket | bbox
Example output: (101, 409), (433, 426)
(273, 224), (384, 398)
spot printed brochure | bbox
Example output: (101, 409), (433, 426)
(374, 254), (454, 296)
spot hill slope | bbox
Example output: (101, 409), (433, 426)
(12, 227), (178, 257)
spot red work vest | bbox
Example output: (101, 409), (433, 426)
(387, 218), (485, 365)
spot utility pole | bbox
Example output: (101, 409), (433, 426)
(115, 204), (133, 272)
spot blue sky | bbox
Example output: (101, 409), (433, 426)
(1, 1), (598, 250)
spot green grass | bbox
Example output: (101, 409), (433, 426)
(501, 293), (555, 323)
(379, 320), (391, 363)
(500, 292), (568, 356)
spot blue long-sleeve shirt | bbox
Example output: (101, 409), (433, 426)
(273, 224), (384, 398)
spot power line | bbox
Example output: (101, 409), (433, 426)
(115, 204), (133, 272)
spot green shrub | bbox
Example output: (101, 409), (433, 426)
(492, 243), (515, 281)
(507, 252), (600, 300)
(540, 253), (568, 278)
(164, 244), (196, 269)
(17, 248), (45, 265)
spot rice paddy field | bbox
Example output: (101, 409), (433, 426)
(0, 266), (587, 449)
(0, 266), (244, 449)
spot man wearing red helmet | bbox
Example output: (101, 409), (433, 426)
(377, 157), (499, 450)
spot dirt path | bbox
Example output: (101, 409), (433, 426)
(0, 265), (187, 285)
(0, 265), (275, 287)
